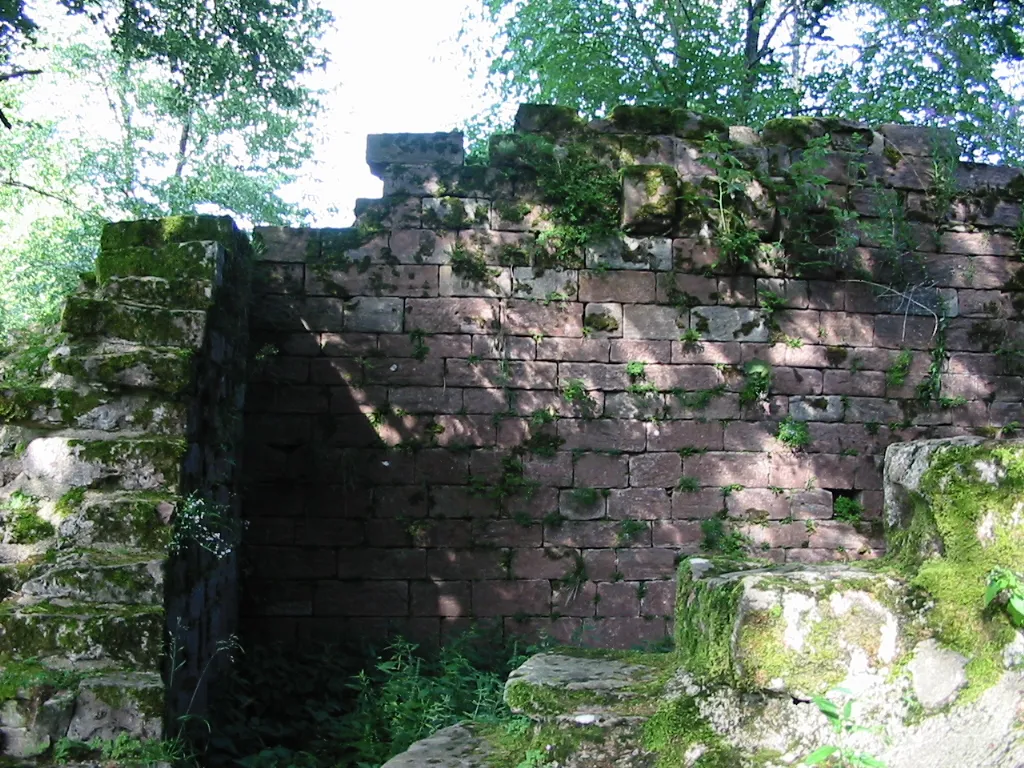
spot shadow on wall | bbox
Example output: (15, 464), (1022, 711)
(234, 113), (1024, 653)
(235, 231), (682, 653)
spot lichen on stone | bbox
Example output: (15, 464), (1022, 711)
(887, 441), (1024, 695)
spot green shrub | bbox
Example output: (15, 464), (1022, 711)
(776, 416), (811, 449)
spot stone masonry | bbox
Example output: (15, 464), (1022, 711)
(240, 104), (1024, 650)
(0, 216), (250, 758)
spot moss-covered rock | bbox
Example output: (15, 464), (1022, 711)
(884, 438), (1024, 693)
(514, 104), (584, 135)
(621, 165), (679, 235)
(19, 552), (165, 605)
(0, 601), (164, 670)
(98, 275), (214, 310)
(66, 672), (164, 741)
(56, 492), (175, 551)
(608, 106), (728, 141)
(99, 216), (243, 255)
(94, 241), (223, 286)
(52, 344), (195, 394)
(60, 297), (207, 348)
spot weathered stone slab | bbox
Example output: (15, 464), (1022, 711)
(380, 723), (490, 768)
(622, 165), (678, 235)
(691, 306), (768, 342)
(66, 672), (163, 741)
(585, 236), (673, 271)
(366, 132), (464, 173)
(789, 395), (845, 422)
(676, 560), (907, 699)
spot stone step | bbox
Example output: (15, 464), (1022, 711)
(51, 339), (195, 395)
(381, 652), (668, 768)
(21, 433), (186, 495)
(56, 490), (175, 551)
(0, 600), (164, 671)
(0, 664), (162, 758)
(97, 275), (213, 311)
(18, 551), (164, 605)
(61, 296), (207, 349)
(0, 380), (187, 434)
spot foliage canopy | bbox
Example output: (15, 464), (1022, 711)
(473, 0), (1024, 162)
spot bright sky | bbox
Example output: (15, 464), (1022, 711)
(291, 0), (486, 227)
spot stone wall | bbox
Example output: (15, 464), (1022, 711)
(0, 216), (250, 757)
(240, 104), (1024, 650)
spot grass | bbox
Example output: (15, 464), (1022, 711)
(200, 628), (544, 768)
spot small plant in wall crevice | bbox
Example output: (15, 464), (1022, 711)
(776, 416), (811, 450)
(171, 494), (245, 559)
(739, 359), (772, 411)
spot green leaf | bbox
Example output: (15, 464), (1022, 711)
(1008, 595), (1024, 625)
(984, 580), (1004, 606)
(803, 745), (840, 764)
(852, 753), (888, 767)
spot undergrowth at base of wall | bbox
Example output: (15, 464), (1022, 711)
(195, 628), (547, 768)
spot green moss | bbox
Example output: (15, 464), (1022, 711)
(0, 384), (110, 428)
(56, 488), (86, 519)
(883, 143), (903, 167)
(0, 602), (164, 670)
(91, 681), (164, 720)
(487, 132), (620, 267)
(2, 492), (54, 544)
(761, 117), (825, 147)
(674, 560), (747, 682)
(642, 695), (743, 767)
(70, 436), (187, 479)
(504, 680), (619, 716)
(735, 605), (848, 695)
(424, 196), (472, 229)
(609, 106), (728, 141)
(60, 296), (204, 348)
(95, 241), (220, 284)
(610, 105), (679, 134)
(494, 201), (532, 224)
(99, 216), (241, 254)
(584, 311), (619, 333)
(886, 442), (1024, 698)
(87, 492), (178, 549)
(516, 104), (585, 135)
(478, 719), (607, 768)
(52, 347), (195, 395)
(31, 553), (163, 601)
(0, 384), (52, 422)
(449, 242), (497, 288)
(618, 134), (662, 163)
(0, 656), (83, 704)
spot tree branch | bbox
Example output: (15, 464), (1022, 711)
(0, 69), (42, 82)
(0, 70), (43, 129)
(754, 1), (799, 64)
(623, 0), (677, 101)
(0, 179), (99, 216)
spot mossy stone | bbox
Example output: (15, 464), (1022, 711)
(95, 241), (221, 286)
(0, 602), (164, 670)
(60, 297), (206, 348)
(887, 441), (1024, 697)
(609, 105), (679, 134)
(514, 104), (584, 135)
(99, 216), (241, 253)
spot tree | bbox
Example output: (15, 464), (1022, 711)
(473, 0), (1024, 162)
(0, 0), (331, 330)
